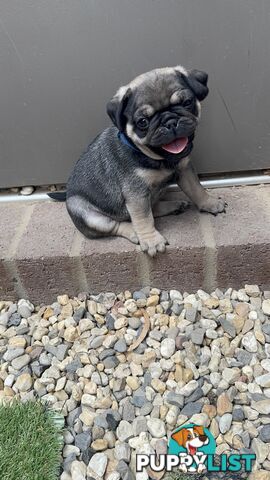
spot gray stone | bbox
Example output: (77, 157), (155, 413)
(171, 303), (183, 315)
(251, 437), (269, 464)
(240, 431), (250, 449)
(242, 332), (257, 353)
(105, 314), (115, 330)
(45, 344), (58, 357)
(94, 415), (109, 429)
(91, 426), (104, 440)
(11, 354), (30, 370)
(99, 348), (115, 360)
(39, 352), (52, 366)
(73, 307), (86, 323)
(185, 307), (197, 323)
(235, 349), (253, 366)
(90, 336), (105, 349)
(114, 339), (127, 353)
(128, 318), (141, 329)
(256, 374), (270, 388)
(191, 328), (205, 345)
(262, 325), (270, 336)
(251, 399), (270, 414)
(170, 290), (183, 302)
(75, 431), (91, 451)
(0, 312), (9, 326)
(116, 460), (132, 479)
(17, 305), (32, 318)
(114, 442), (131, 462)
(259, 425), (270, 443)
(103, 356), (119, 369)
(175, 335), (188, 350)
(147, 418), (166, 438)
(116, 421), (133, 442)
(8, 313), (21, 327)
(63, 453), (77, 473)
(133, 291), (146, 301)
(181, 402), (202, 416)
(8, 304), (17, 315)
(31, 362), (45, 377)
(87, 453), (108, 478)
(219, 413), (232, 434)
(245, 284), (261, 297)
(66, 358), (82, 373)
(232, 407), (245, 422)
(56, 344), (69, 361)
(166, 392), (184, 408)
(106, 410), (121, 431)
(160, 338), (175, 358)
(219, 318), (236, 337)
(131, 387), (146, 407)
(140, 402), (153, 416)
(122, 400), (135, 422)
(67, 407), (82, 427)
(91, 371), (101, 385)
(185, 387), (204, 404)
(262, 300), (270, 316)
(160, 291), (169, 302)
(113, 378), (125, 392)
(132, 416), (147, 436)
(143, 371), (152, 387)
(3, 348), (25, 362)
(166, 327), (180, 339)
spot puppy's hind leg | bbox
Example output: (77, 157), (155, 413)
(153, 200), (189, 218)
(66, 196), (138, 244)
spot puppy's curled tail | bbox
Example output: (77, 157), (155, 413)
(47, 191), (67, 202)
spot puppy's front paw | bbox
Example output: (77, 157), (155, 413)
(199, 196), (227, 215)
(179, 464), (188, 473)
(197, 464), (206, 473)
(139, 230), (168, 257)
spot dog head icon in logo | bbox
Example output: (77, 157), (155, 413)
(171, 425), (209, 455)
(168, 423), (216, 473)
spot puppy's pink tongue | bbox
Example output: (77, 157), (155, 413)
(162, 137), (188, 154)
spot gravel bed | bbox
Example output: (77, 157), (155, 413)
(1, 286), (270, 480)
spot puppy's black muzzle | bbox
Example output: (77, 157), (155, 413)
(150, 115), (197, 147)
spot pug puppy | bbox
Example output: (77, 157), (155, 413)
(65, 66), (226, 256)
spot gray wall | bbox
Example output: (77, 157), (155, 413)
(0, 0), (270, 188)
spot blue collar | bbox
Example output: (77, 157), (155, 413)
(117, 131), (141, 153)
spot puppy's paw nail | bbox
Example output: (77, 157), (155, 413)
(131, 236), (139, 244)
(156, 243), (166, 253)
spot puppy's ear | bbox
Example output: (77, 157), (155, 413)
(171, 429), (185, 446)
(106, 88), (131, 132)
(184, 69), (209, 101)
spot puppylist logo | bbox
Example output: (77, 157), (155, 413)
(136, 423), (256, 474)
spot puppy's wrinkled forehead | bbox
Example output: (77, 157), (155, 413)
(117, 66), (188, 114)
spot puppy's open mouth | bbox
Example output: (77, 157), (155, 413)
(188, 445), (197, 456)
(161, 137), (188, 154)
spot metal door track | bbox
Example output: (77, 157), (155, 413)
(0, 174), (269, 203)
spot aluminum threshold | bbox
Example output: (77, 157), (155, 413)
(0, 174), (269, 203)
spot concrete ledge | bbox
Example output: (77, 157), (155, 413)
(0, 185), (269, 303)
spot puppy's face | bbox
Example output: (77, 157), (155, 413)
(107, 66), (208, 160)
(171, 425), (209, 455)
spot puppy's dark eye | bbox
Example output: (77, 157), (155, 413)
(183, 98), (193, 107)
(137, 118), (149, 130)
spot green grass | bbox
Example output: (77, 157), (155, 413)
(0, 401), (64, 480)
